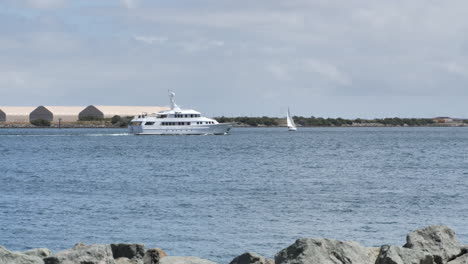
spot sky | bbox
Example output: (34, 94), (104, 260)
(0, 0), (467, 118)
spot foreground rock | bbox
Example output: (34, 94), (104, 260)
(159, 256), (217, 264)
(376, 245), (435, 264)
(448, 254), (468, 264)
(44, 243), (115, 264)
(404, 225), (463, 263)
(23, 248), (51, 259)
(0, 246), (43, 264)
(229, 252), (274, 264)
(3, 225), (468, 264)
(143, 248), (166, 264)
(115, 258), (141, 264)
(111, 244), (145, 261)
(275, 238), (373, 264)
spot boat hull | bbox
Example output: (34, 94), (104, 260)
(129, 123), (233, 135)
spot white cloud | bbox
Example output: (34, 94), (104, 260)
(133, 35), (168, 45)
(26, 0), (66, 9)
(121, 0), (138, 9)
(135, 9), (305, 32)
(266, 64), (291, 81)
(443, 62), (468, 78)
(0, 71), (27, 87)
(302, 59), (351, 85)
(176, 39), (225, 53)
(208, 40), (224, 47)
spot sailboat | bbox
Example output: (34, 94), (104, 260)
(287, 108), (297, 131)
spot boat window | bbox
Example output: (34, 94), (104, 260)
(145, 122), (155, 125)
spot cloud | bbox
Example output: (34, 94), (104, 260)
(2, 0), (468, 116)
(176, 39), (225, 53)
(133, 9), (305, 32)
(0, 71), (27, 87)
(121, 0), (138, 9)
(443, 62), (468, 78)
(266, 64), (291, 81)
(133, 35), (168, 45)
(26, 0), (67, 9)
(302, 59), (351, 85)
(265, 59), (350, 85)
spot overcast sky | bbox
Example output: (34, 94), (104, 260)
(0, 0), (467, 118)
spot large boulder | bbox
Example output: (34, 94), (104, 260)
(376, 245), (435, 264)
(43, 243), (115, 264)
(275, 238), (374, 264)
(23, 248), (51, 258)
(159, 256), (217, 264)
(111, 244), (145, 260)
(229, 252), (274, 264)
(143, 248), (166, 264)
(0, 246), (43, 264)
(404, 226), (462, 264)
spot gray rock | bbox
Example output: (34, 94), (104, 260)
(143, 248), (166, 264)
(229, 252), (274, 264)
(376, 245), (435, 264)
(159, 256), (217, 264)
(404, 225), (462, 264)
(115, 257), (143, 264)
(23, 248), (51, 258)
(43, 243), (115, 264)
(0, 246), (43, 264)
(111, 244), (145, 260)
(367, 247), (381, 264)
(448, 254), (468, 264)
(275, 238), (374, 264)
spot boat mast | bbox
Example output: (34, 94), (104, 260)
(169, 91), (181, 111)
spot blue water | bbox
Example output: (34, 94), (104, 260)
(0, 127), (467, 262)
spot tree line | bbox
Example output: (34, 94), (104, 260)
(214, 116), (436, 127)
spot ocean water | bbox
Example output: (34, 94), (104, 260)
(0, 127), (467, 262)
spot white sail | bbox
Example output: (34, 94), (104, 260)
(287, 108), (297, 131)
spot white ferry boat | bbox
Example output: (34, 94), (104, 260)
(128, 93), (233, 135)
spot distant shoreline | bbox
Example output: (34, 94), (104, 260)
(1, 116), (466, 128)
(0, 123), (467, 129)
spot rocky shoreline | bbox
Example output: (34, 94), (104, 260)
(1, 225), (467, 264)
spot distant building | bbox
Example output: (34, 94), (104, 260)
(29, 106), (85, 122)
(0, 107), (36, 122)
(79, 106), (169, 120)
(432, 117), (454, 123)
